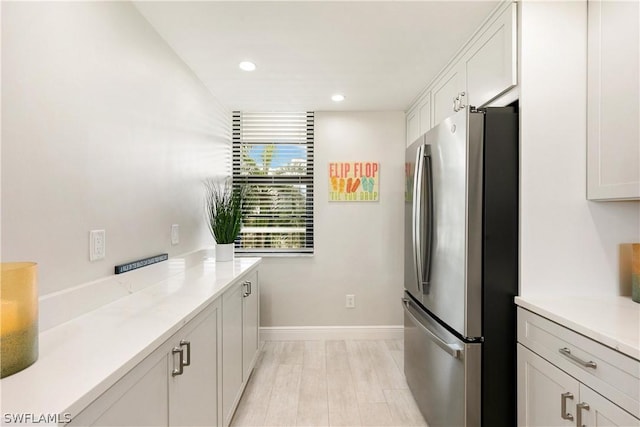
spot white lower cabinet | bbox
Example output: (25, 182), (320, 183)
(579, 384), (640, 427)
(221, 271), (260, 426)
(242, 272), (259, 381)
(518, 344), (578, 427)
(168, 303), (218, 426)
(68, 268), (260, 427)
(70, 300), (219, 426)
(222, 280), (244, 425)
(69, 352), (170, 426)
(517, 308), (640, 427)
(518, 346), (639, 427)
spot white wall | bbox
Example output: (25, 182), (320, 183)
(259, 111), (405, 327)
(1, 2), (230, 295)
(519, 0), (640, 297)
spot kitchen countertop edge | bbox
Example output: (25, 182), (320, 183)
(515, 295), (640, 361)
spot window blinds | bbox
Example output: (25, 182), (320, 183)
(232, 111), (314, 254)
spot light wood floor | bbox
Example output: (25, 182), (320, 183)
(231, 340), (428, 427)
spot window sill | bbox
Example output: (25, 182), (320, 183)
(235, 252), (314, 258)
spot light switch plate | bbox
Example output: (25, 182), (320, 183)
(171, 224), (179, 245)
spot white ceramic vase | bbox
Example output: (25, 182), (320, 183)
(216, 243), (235, 262)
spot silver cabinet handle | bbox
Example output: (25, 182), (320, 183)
(559, 348), (597, 369)
(243, 280), (251, 297)
(402, 298), (462, 359)
(576, 402), (590, 427)
(172, 347), (184, 376)
(458, 91), (466, 110)
(561, 392), (574, 421)
(180, 340), (191, 367)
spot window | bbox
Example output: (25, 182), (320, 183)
(232, 111), (314, 254)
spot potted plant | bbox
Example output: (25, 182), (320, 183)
(204, 178), (246, 261)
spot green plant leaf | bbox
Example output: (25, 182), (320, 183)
(204, 178), (247, 244)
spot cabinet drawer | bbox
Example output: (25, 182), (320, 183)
(518, 308), (640, 418)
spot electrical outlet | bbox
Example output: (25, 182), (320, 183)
(90, 229), (106, 261)
(346, 294), (355, 309)
(171, 224), (179, 245)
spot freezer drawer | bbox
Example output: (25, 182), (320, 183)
(403, 296), (481, 427)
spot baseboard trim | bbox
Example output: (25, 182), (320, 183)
(260, 325), (403, 342)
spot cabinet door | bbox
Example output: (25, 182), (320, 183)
(579, 385), (640, 427)
(465, 3), (517, 108)
(518, 345), (579, 427)
(587, 0), (640, 200)
(432, 63), (465, 126)
(406, 109), (419, 147)
(242, 272), (259, 381)
(69, 353), (169, 426)
(222, 282), (244, 425)
(169, 303), (219, 426)
(418, 94), (432, 136)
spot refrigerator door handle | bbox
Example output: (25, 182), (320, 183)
(402, 298), (462, 359)
(423, 146), (433, 289)
(413, 145), (433, 294)
(412, 145), (425, 294)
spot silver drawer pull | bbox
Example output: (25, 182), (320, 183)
(559, 347), (597, 369)
(180, 340), (191, 367)
(576, 402), (590, 427)
(243, 280), (251, 297)
(560, 392), (574, 421)
(172, 347), (184, 376)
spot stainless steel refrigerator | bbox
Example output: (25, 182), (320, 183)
(403, 106), (518, 427)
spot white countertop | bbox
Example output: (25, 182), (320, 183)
(515, 295), (640, 361)
(0, 253), (260, 425)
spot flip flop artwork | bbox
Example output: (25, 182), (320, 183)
(328, 162), (380, 202)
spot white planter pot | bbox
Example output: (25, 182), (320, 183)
(216, 243), (235, 262)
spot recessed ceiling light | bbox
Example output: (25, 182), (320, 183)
(331, 94), (345, 102)
(239, 61), (256, 72)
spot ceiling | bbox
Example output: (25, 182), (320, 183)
(134, 1), (500, 112)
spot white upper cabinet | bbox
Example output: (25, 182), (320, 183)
(465, 2), (517, 108)
(406, 92), (432, 146)
(587, 0), (640, 200)
(418, 95), (432, 138)
(406, 109), (419, 146)
(432, 63), (466, 126)
(406, 2), (518, 137)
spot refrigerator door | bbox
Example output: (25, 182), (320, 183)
(403, 294), (481, 427)
(404, 135), (424, 301)
(420, 109), (484, 338)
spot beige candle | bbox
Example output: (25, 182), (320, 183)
(1, 262), (39, 378)
(1, 300), (20, 336)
